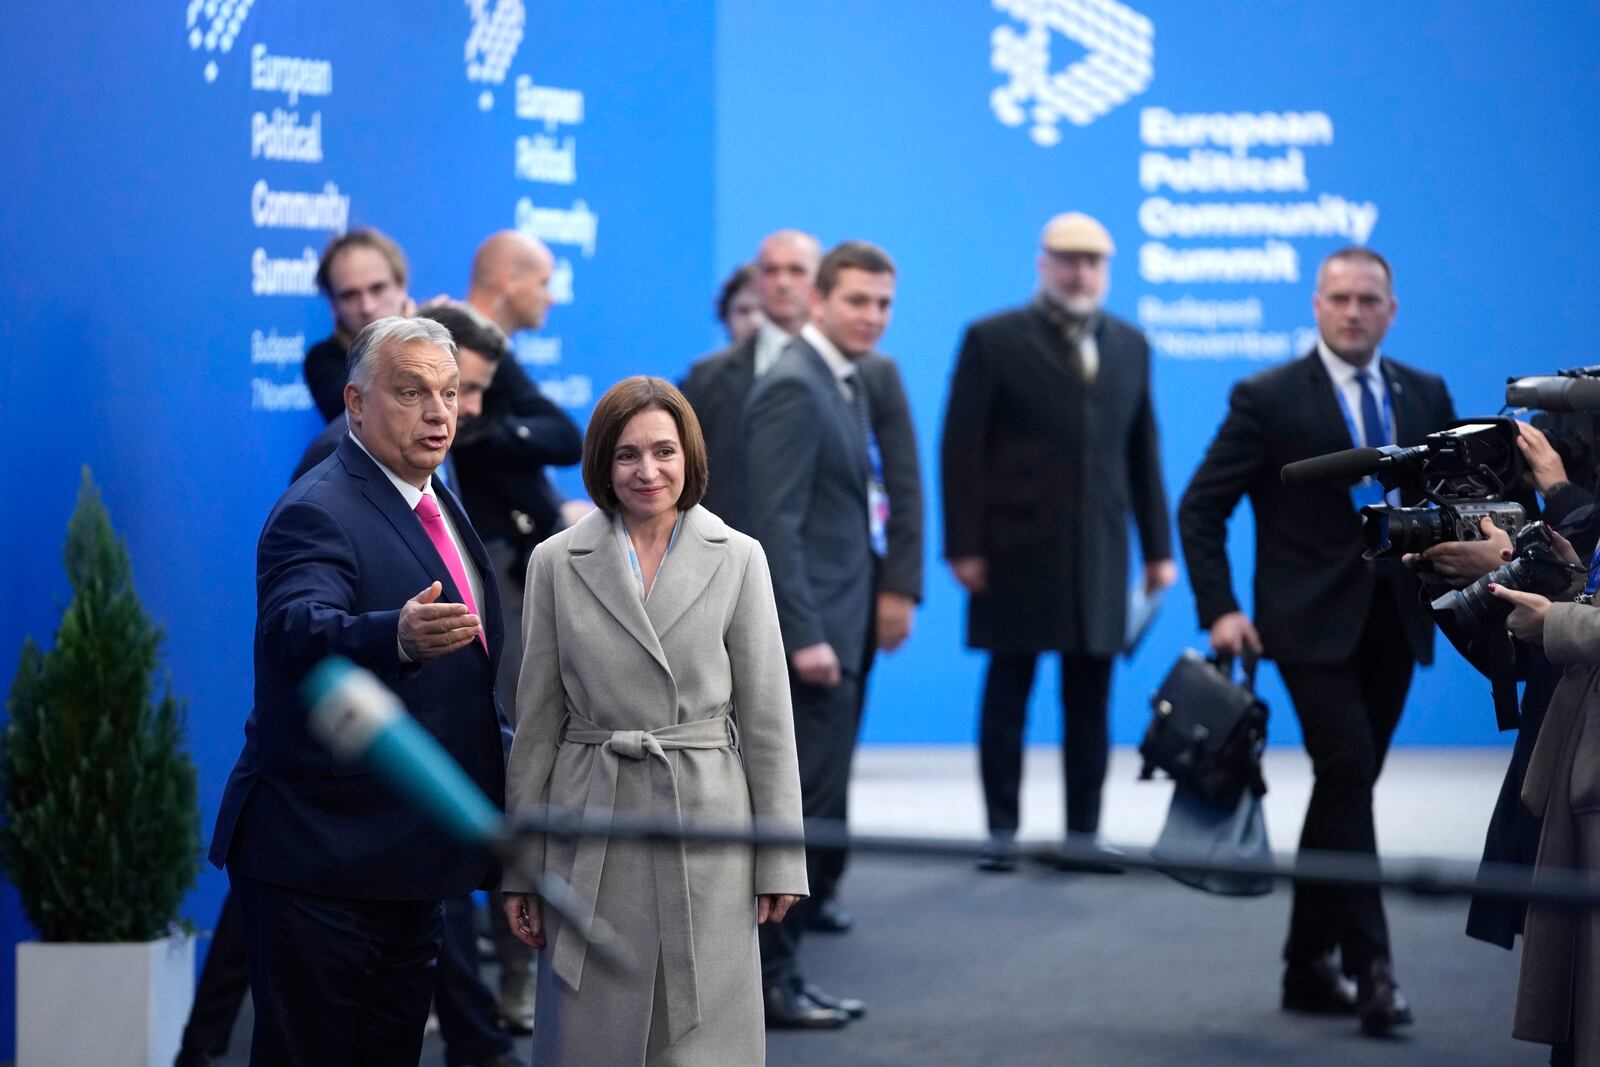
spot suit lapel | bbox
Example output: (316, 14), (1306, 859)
(566, 511), (672, 677)
(1380, 361), (1422, 446)
(644, 507), (728, 641)
(793, 338), (870, 483)
(1300, 352), (1358, 452)
(340, 437), (464, 600)
(720, 336), (757, 407)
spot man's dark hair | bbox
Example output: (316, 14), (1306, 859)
(1319, 246), (1393, 293)
(415, 302), (509, 364)
(815, 240), (896, 296)
(315, 228), (410, 298)
(715, 262), (758, 324)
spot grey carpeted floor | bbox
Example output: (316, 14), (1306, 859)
(765, 855), (1539, 1066)
(209, 748), (1550, 1064)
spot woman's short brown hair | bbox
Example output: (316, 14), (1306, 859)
(582, 376), (709, 514)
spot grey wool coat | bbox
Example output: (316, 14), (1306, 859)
(504, 505), (808, 1066)
(1514, 598), (1600, 1061)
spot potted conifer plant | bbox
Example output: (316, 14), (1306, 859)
(2, 469), (201, 1066)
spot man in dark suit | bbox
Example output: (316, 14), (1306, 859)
(941, 212), (1175, 873)
(744, 240), (900, 1029)
(1178, 247), (1457, 1035)
(685, 232), (924, 935)
(682, 229), (822, 528)
(211, 316), (507, 1066)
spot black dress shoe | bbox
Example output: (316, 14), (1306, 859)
(1355, 960), (1413, 1035)
(806, 897), (855, 933)
(1281, 954), (1358, 1015)
(1038, 840), (1126, 875)
(802, 981), (866, 1019)
(976, 835), (1018, 873)
(764, 983), (851, 1029)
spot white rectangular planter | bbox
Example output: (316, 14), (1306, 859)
(17, 934), (195, 1067)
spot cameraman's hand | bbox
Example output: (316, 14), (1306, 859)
(1411, 517), (1513, 587)
(1517, 422), (1569, 493)
(1489, 584), (1552, 645)
(1208, 611), (1262, 657)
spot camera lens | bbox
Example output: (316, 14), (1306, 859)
(1361, 506), (1446, 558)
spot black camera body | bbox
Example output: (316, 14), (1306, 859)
(1506, 364), (1600, 491)
(1360, 499), (1525, 560)
(1430, 522), (1580, 630)
(1279, 418), (1527, 559)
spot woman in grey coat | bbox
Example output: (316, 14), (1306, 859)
(502, 376), (808, 1065)
(1492, 549), (1599, 1064)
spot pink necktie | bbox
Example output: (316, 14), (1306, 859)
(414, 493), (486, 651)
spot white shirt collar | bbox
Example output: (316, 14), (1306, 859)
(1317, 337), (1384, 388)
(753, 319), (793, 378)
(348, 428), (430, 510)
(800, 322), (858, 385)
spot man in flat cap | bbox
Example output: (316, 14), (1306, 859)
(940, 212), (1175, 871)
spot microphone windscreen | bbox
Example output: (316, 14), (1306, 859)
(1280, 447), (1385, 487)
(303, 656), (501, 843)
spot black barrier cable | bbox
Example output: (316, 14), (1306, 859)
(498, 807), (1600, 909)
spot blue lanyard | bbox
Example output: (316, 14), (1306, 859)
(1584, 543), (1600, 598)
(1332, 372), (1397, 508)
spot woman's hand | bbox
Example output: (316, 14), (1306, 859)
(757, 894), (800, 925)
(1489, 584), (1553, 646)
(502, 891), (545, 949)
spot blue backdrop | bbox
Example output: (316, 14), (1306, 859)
(3, 1), (1598, 1056)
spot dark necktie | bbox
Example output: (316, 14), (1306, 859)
(1356, 369), (1388, 448)
(845, 373), (888, 556)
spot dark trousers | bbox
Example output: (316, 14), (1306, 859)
(760, 669), (862, 988)
(179, 890), (250, 1058)
(1277, 581), (1414, 975)
(435, 896), (512, 1067)
(234, 875), (442, 1067)
(813, 636), (877, 906)
(979, 652), (1113, 836)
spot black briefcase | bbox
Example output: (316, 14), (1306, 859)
(1139, 650), (1268, 806)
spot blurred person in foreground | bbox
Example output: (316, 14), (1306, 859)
(1492, 533), (1599, 1065)
(501, 377), (806, 1064)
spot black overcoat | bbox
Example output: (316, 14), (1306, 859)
(940, 305), (1171, 655)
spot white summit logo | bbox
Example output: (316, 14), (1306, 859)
(465, 0), (526, 111)
(186, 0), (256, 83)
(990, 0), (1154, 146)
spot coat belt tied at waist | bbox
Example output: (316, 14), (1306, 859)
(554, 711), (736, 1044)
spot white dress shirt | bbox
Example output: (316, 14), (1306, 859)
(800, 322), (859, 398)
(753, 319), (794, 378)
(1317, 339), (1391, 448)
